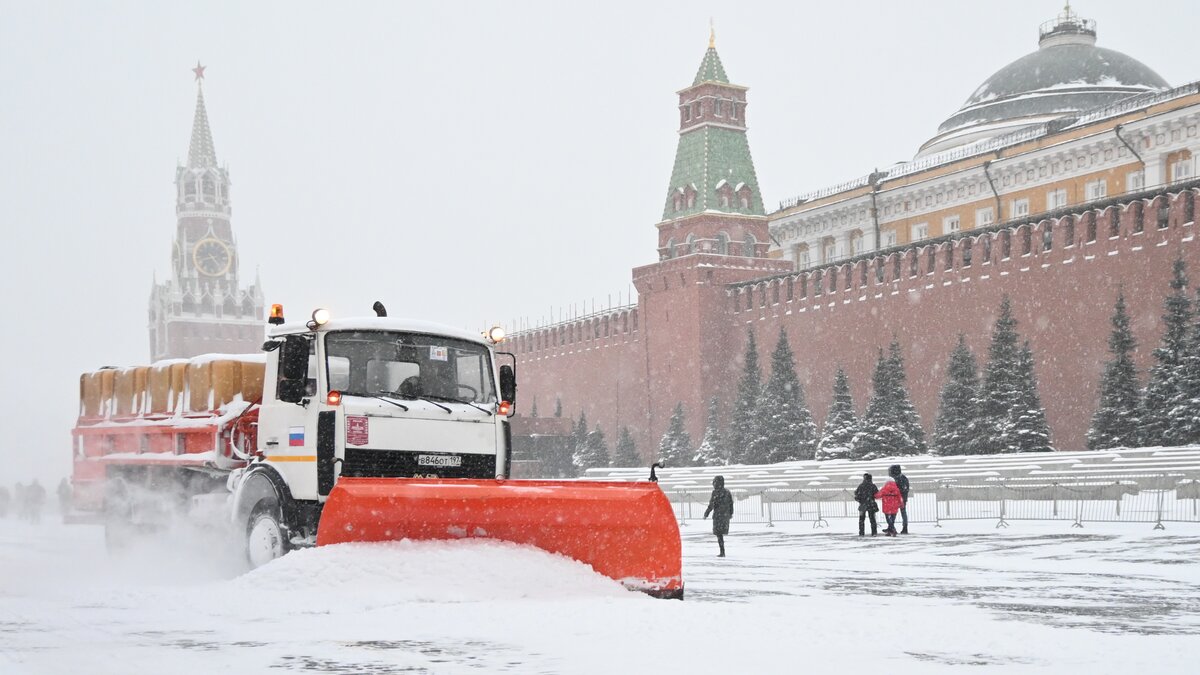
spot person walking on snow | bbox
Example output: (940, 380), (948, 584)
(854, 473), (879, 536)
(888, 464), (911, 534)
(703, 475), (734, 557)
(875, 476), (905, 536)
(25, 479), (46, 525)
(57, 478), (71, 515)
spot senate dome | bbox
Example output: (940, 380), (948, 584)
(917, 4), (1170, 158)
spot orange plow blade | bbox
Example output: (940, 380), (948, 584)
(316, 477), (683, 598)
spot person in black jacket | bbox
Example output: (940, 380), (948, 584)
(853, 473), (879, 536)
(888, 464), (911, 534)
(703, 475), (734, 557)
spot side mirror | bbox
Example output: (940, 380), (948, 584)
(278, 335), (309, 404)
(499, 364), (517, 406)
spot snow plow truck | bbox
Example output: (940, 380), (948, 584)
(70, 303), (683, 598)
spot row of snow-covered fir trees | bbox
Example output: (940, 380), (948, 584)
(556, 255), (1200, 470)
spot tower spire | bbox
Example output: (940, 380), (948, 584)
(709, 18), (715, 49)
(187, 62), (218, 168)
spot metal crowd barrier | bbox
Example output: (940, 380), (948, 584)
(667, 477), (1200, 530)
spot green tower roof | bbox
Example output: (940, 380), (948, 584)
(693, 47), (729, 85)
(662, 126), (765, 220)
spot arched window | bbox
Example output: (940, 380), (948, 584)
(673, 193), (683, 212)
(686, 233), (697, 254)
(184, 179), (197, 199)
(664, 238), (676, 259)
(849, 230), (864, 256)
(202, 175), (216, 201)
(743, 234), (757, 258)
(685, 186), (696, 209)
(737, 185), (752, 209)
(715, 232), (730, 255)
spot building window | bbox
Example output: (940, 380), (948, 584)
(686, 234), (697, 254)
(822, 238), (837, 263)
(665, 238), (675, 259)
(714, 99), (724, 117)
(911, 223), (928, 241)
(795, 244), (810, 269)
(692, 102), (700, 118)
(943, 215), (961, 234)
(1127, 170), (1145, 191)
(1012, 198), (1030, 218)
(849, 230), (864, 255)
(976, 207), (994, 227)
(1046, 188), (1068, 210)
(882, 230), (897, 248)
(716, 232), (730, 255)
(673, 193), (683, 212)
(744, 234), (757, 258)
(682, 106), (690, 122)
(1085, 179), (1107, 201)
(1172, 157), (1194, 182)
(731, 102), (740, 120)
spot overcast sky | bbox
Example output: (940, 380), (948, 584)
(2, 0), (1196, 482)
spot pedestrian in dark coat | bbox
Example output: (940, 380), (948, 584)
(875, 477), (905, 536)
(703, 475), (734, 557)
(853, 473), (879, 536)
(888, 464), (911, 534)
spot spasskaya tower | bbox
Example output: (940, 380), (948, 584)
(148, 63), (265, 361)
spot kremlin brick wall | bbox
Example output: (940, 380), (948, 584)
(512, 186), (1199, 459)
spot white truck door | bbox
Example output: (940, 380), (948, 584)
(258, 335), (320, 500)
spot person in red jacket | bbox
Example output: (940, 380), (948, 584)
(875, 477), (906, 536)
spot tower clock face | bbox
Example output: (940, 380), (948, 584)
(192, 238), (232, 277)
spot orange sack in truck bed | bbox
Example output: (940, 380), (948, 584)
(317, 477), (684, 599)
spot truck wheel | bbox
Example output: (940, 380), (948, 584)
(245, 504), (288, 568)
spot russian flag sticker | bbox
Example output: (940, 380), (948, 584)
(288, 426), (305, 447)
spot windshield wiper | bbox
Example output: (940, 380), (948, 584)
(420, 394), (493, 416)
(343, 392), (409, 412)
(395, 393), (453, 414)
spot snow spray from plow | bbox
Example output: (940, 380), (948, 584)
(317, 477), (684, 599)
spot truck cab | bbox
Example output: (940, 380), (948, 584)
(233, 307), (516, 564)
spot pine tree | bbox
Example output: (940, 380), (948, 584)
(530, 398), (539, 418)
(852, 349), (893, 460)
(1143, 256), (1191, 446)
(933, 334), (980, 456)
(727, 328), (762, 464)
(574, 424), (610, 470)
(570, 410), (589, 470)
(658, 402), (693, 467)
(974, 296), (1023, 454)
(748, 329), (818, 463)
(613, 426), (640, 467)
(1087, 291), (1142, 449)
(1010, 341), (1053, 452)
(554, 396), (563, 418)
(887, 340), (927, 454)
(816, 367), (858, 461)
(693, 397), (728, 466)
(852, 341), (925, 460)
(1172, 286), (1200, 444)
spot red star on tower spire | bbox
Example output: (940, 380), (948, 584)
(192, 61), (206, 81)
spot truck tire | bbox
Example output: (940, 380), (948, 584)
(245, 503), (289, 568)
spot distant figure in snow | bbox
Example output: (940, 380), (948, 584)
(13, 483), (26, 521)
(888, 464), (911, 534)
(57, 478), (72, 515)
(25, 479), (46, 525)
(703, 475), (734, 557)
(853, 473), (879, 536)
(875, 476), (905, 536)
(0, 484), (10, 518)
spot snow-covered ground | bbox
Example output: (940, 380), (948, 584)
(1, 517), (1198, 674)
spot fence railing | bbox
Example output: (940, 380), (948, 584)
(666, 477), (1200, 530)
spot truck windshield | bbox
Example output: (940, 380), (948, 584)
(324, 331), (497, 404)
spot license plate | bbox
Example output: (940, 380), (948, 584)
(417, 454), (462, 468)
